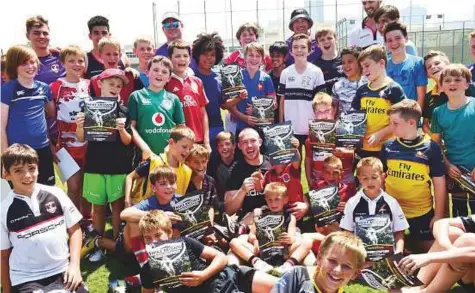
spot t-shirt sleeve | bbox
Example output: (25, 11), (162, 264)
(380, 143), (388, 171)
(415, 58), (428, 87)
(184, 237), (205, 257)
(422, 94), (431, 119)
(430, 108), (443, 134)
(406, 43), (418, 56)
(351, 88), (363, 110)
(197, 80), (209, 106)
(339, 198), (355, 231)
(278, 70), (287, 96)
(264, 75), (276, 96)
(388, 82), (407, 104)
(428, 141), (446, 177)
(0, 82), (13, 106)
(127, 93), (139, 121)
(44, 84), (53, 103)
(0, 217), (11, 250)
(55, 187), (83, 228)
(134, 197), (152, 211)
(173, 95), (186, 124)
(390, 198), (410, 232)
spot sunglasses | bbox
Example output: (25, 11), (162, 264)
(163, 21), (181, 29)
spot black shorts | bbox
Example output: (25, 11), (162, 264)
(407, 209), (434, 241)
(207, 265), (256, 293)
(12, 273), (88, 293)
(36, 145), (55, 186)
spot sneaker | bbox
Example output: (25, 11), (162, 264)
(81, 232), (101, 259)
(88, 249), (105, 262)
(109, 279), (127, 293)
(253, 258), (274, 273)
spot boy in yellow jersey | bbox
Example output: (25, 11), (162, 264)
(124, 126), (194, 206)
(351, 45), (406, 159)
(381, 99), (446, 253)
(269, 231), (366, 293)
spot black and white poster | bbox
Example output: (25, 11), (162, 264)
(255, 209), (286, 266)
(83, 97), (118, 142)
(309, 119), (337, 151)
(336, 110), (367, 147)
(170, 190), (212, 240)
(308, 185), (341, 227)
(263, 122), (299, 165)
(251, 96), (274, 126)
(357, 253), (424, 290)
(355, 214), (394, 261)
(147, 238), (192, 290)
(220, 64), (245, 100)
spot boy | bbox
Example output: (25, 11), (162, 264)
(128, 56), (185, 157)
(382, 99), (446, 252)
(340, 157), (409, 257)
(166, 40), (210, 149)
(50, 45), (90, 214)
(138, 210), (276, 293)
(384, 21), (427, 109)
(207, 131), (238, 202)
(422, 51), (475, 134)
(0, 144), (83, 292)
(332, 47), (366, 114)
(229, 42), (276, 133)
(431, 64), (475, 217)
(268, 41), (288, 123)
(76, 68), (133, 261)
(85, 15), (126, 78)
(224, 22), (272, 72)
(351, 45), (406, 158)
(229, 183), (308, 275)
(90, 38), (143, 105)
(305, 92), (356, 196)
(124, 126), (194, 206)
(374, 5), (418, 56)
(1, 45), (56, 186)
(313, 27), (345, 94)
(278, 33), (326, 151)
(133, 37), (155, 87)
(192, 32), (226, 150)
(312, 155), (351, 205)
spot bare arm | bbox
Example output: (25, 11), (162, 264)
(431, 176), (447, 226)
(1, 104), (9, 154)
(416, 86), (427, 110)
(224, 189), (246, 216)
(278, 95), (284, 123)
(131, 120), (154, 159)
(433, 217), (466, 249)
(422, 118), (431, 135)
(201, 107), (210, 148)
(64, 223), (83, 291)
(394, 230), (405, 254)
(117, 120), (132, 146)
(179, 245), (227, 287)
(124, 171), (141, 207)
(1, 249), (11, 293)
(287, 214), (297, 238)
(75, 112), (85, 143)
(45, 100), (56, 120)
(120, 206), (147, 223)
(221, 91), (247, 110)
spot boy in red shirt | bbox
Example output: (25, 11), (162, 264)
(165, 40), (210, 150)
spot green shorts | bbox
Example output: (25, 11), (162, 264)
(83, 173), (126, 205)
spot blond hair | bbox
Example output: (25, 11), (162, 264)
(388, 99), (421, 121)
(138, 210), (173, 237)
(356, 157), (384, 176)
(319, 231), (367, 270)
(59, 45), (87, 65)
(358, 44), (387, 66)
(133, 36), (154, 48)
(264, 182), (288, 198)
(169, 126), (196, 143)
(5, 45), (39, 80)
(187, 144), (211, 161)
(315, 27), (336, 40)
(439, 63), (472, 84)
(323, 155), (343, 172)
(216, 131), (235, 145)
(98, 38), (121, 53)
(312, 92), (335, 109)
(244, 42), (265, 59)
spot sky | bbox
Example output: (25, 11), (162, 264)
(1, 0), (474, 53)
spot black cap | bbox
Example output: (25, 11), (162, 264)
(289, 8), (313, 31)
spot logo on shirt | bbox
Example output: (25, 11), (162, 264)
(190, 82), (199, 94)
(162, 99), (173, 110)
(281, 173), (291, 183)
(288, 76), (295, 82)
(44, 200), (57, 214)
(172, 87), (180, 92)
(16, 90), (25, 96)
(301, 76), (311, 87)
(152, 113), (166, 127)
(51, 63), (60, 73)
(415, 151), (428, 160)
(182, 95), (198, 107)
(257, 82), (263, 91)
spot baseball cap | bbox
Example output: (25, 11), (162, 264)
(97, 68), (129, 84)
(288, 8), (313, 30)
(161, 11), (182, 24)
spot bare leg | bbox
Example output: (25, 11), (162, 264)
(110, 198), (125, 239)
(67, 171), (83, 212)
(251, 271), (279, 293)
(92, 204), (106, 235)
(229, 235), (255, 263)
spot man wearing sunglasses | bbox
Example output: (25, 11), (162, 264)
(155, 12), (197, 69)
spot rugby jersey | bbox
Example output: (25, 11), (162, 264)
(351, 80), (406, 151)
(0, 184), (82, 286)
(332, 76), (367, 114)
(278, 64), (326, 135)
(340, 189), (409, 233)
(381, 135), (446, 219)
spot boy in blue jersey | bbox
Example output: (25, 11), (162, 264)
(268, 41), (288, 123)
(431, 64), (475, 218)
(384, 21), (427, 109)
(229, 42), (276, 133)
(1, 45), (56, 186)
(382, 99), (446, 253)
(192, 32), (226, 151)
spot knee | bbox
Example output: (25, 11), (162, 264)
(453, 233), (475, 248)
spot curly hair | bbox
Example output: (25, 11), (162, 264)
(192, 32), (225, 65)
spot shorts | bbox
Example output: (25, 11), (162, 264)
(407, 209), (434, 241)
(36, 145), (55, 186)
(83, 173), (126, 205)
(12, 273), (88, 293)
(64, 145), (87, 169)
(208, 265), (256, 293)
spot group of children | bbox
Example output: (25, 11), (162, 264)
(1, 6), (475, 293)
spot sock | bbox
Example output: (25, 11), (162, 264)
(130, 236), (147, 267)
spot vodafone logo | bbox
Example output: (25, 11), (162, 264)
(152, 113), (165, 127)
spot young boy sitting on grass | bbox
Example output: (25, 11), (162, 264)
(1, 144), (84, 292)
(270, 231), (366, 293)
